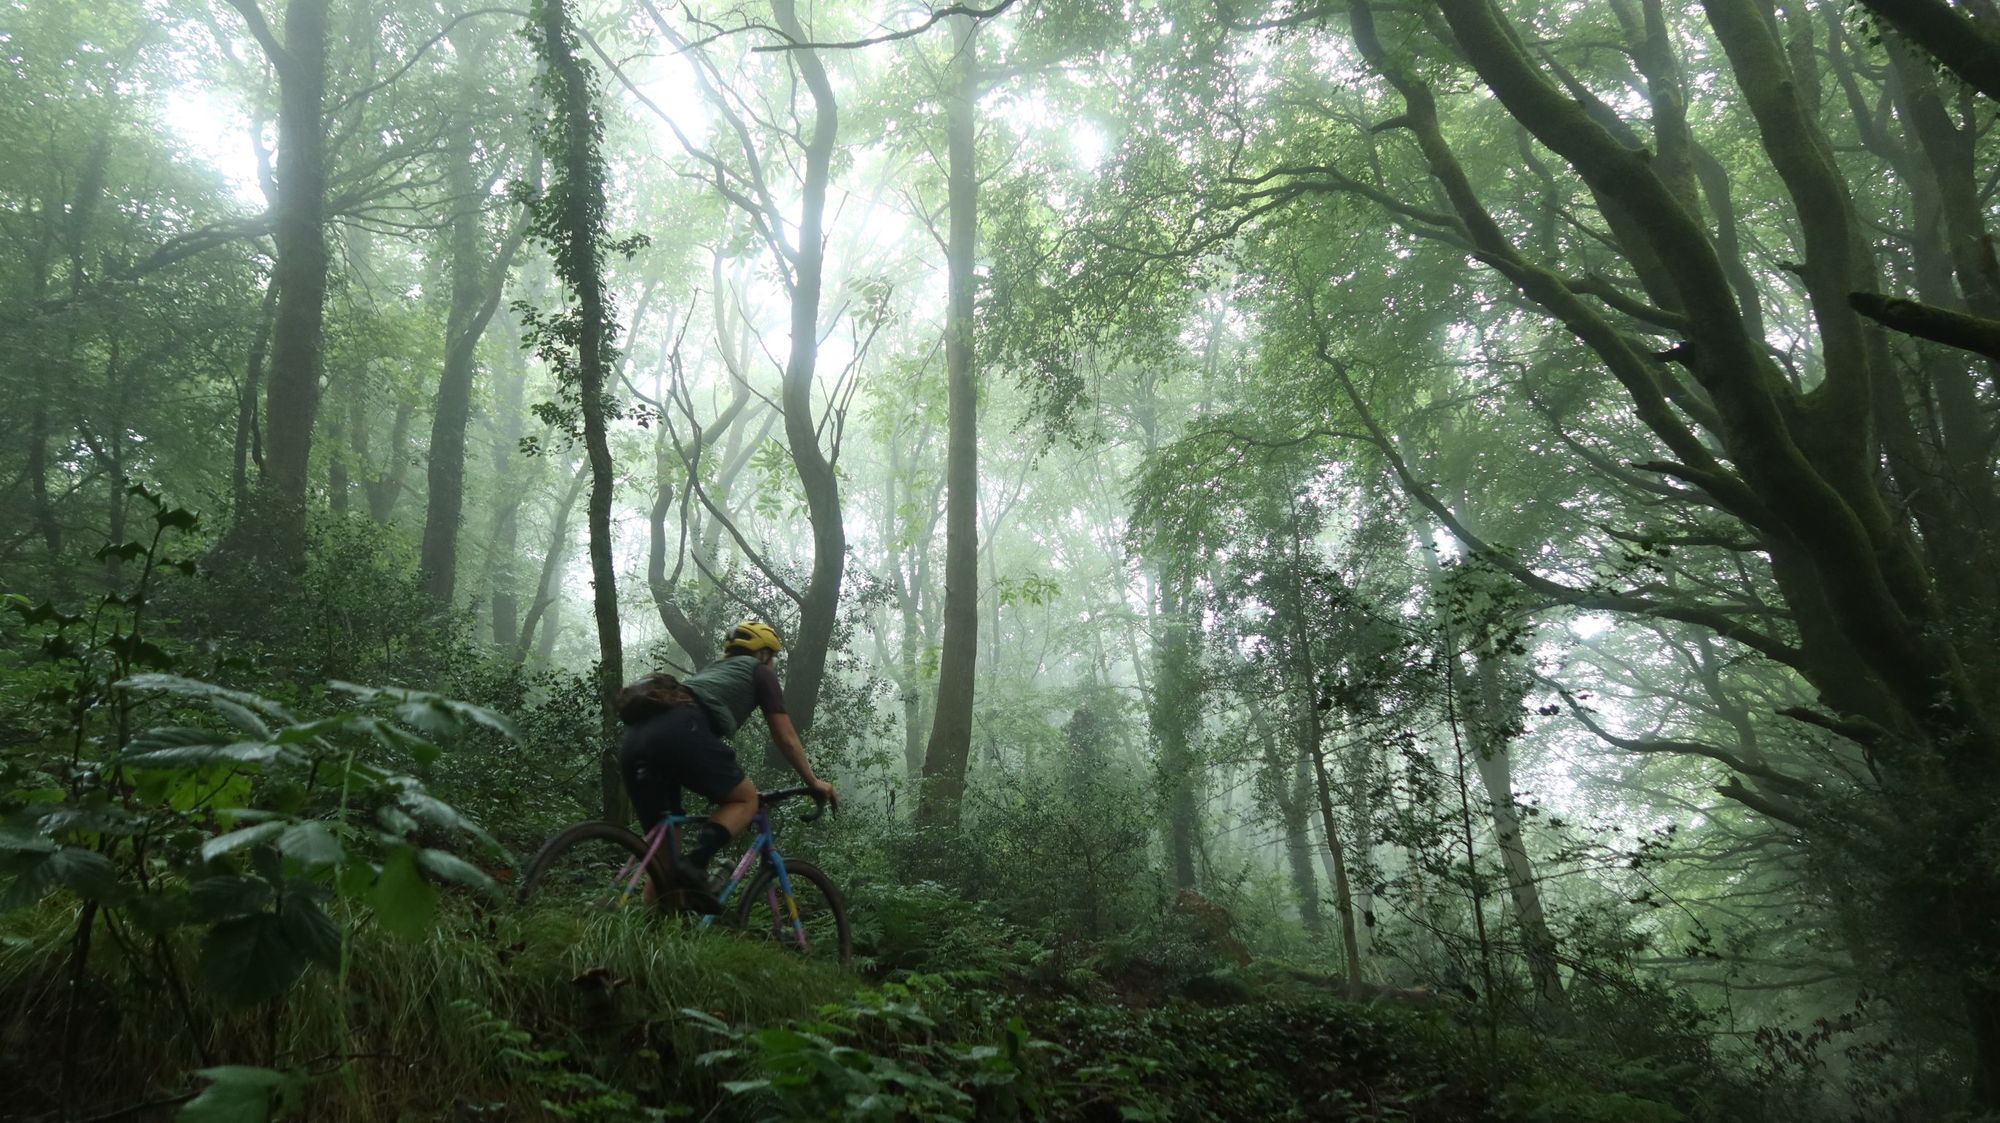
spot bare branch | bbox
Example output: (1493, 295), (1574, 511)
(749, 0), (1021, 53)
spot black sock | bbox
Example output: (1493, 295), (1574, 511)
(683, 821), (732, 875)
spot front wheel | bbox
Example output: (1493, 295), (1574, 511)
(517, 820), (669, 913)
(731, 858), (852, 966)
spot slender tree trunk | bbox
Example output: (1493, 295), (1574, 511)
(514, 463), (585, 665)
(535, 0), (625, 822)
(768, 0), (844, 734)
(233, 278), (279, 515)
(1152, 583), (1200, 890)
(363, 399), (411, 522)
(1307, 737), (1364, 987)
(534, 587), (563, 666)
(1470, 655), (1569, 1013)
(1286, 756), (1326, 940)
(487, 335), (532, 649)
(919, 15), (982, 825)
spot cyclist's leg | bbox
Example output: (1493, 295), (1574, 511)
(651, 709), (748, 912)
(618, 718), (678, 833)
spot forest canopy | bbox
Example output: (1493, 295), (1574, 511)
(4, 0), (2000, 1119)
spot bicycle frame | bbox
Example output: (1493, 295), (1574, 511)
(617, 807), (813, 950)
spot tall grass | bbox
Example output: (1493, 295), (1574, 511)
(0, 899), (855, 1120)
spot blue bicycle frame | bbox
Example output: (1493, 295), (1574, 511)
(621, 801), (814, 950)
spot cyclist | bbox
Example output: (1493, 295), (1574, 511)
(619, 620), (839, 912)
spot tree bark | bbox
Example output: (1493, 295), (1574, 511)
(535, 0), (626, 822)
(1152, 583), (1200, 890)
(232, 278), (279, 516)
(239, 0), (331, 567)
(1851, 0), (2000, 106)
(514, 462), (586, 666)
(767, 0), (846, 735)
(1285, 756), (1327, 941)
(918, 15), (982, 826)
(1469, 654), (1568, 1014)
(418, 53), (529, 606)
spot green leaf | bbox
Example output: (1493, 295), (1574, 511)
(211, 699), (271, 739)
(417, 849), (498, 896)
(375, 806), (418, 838)
(119, 636), (176, 671)
(395, 700), (460, 741)
(155, 507), (200, 532)
(9, 599), (83, 627)
(336, 859), (376, 898)
(178, 1066), (293, 1123)
(95, 541), (148, 563)
(277, 822), (342, 869)
(200, 915), (309, 1005)
(117, 675), (292, 722)
(201, 822), (286, 864)
(128, 741), (281, 769)
(280, 892), (342, 968)
(0, 828), (58, 854)
(369, 847), (437, 940)
(361, 718), (438, 763)
(127, 889), (197, 934)
(270, 716), (354, 745)
(126, 727), (230, 754)
(0, 846), (119, 911)
(191, 876), (276, 920)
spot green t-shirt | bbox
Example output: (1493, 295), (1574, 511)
(679, 654), (785, 738)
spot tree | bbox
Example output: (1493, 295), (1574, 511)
(224, 0), (330, 569)
(416, 18), (530, 606)
(521, 0), (635, 819)
(918, 14), (985, 825)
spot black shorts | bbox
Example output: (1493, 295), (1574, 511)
(618, 706), (745, 829)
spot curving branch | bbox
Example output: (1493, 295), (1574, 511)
(749, 0), (1020, 52)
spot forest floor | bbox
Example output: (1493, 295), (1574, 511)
(0, 893), (1724, 1123)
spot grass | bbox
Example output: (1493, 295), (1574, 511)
(0, 899), (858, 1121)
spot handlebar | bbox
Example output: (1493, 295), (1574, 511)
(759, 785), (832, 823)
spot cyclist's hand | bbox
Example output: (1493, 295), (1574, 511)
(810, 778), (839, 813)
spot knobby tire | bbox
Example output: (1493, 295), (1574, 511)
(732, 858), (852, 966)
(516, 820), (669, 910)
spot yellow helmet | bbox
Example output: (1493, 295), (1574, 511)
(725, 620), (783, 655)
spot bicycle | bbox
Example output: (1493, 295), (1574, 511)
(517, 785), (852, 965)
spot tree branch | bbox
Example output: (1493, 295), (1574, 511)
(749, 0), (1020, 52)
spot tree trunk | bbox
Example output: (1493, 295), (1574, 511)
(767, 0), (845, 735)
(362, 398), (411, 522)
(418, 78), (526, 605)
(243, 0), (331, 567)
(232, 278), (279, 516)
(487, 330), (533, 649)
(1470, 653), (1569, 1014)
(1286, 756), (1327, 941)
(535, 0), (625, 823)
(1307, 737), (1364, 987)
(1152, 584), (1200, 889)
(918, 15), (982, 826)
(514, 463), (585, 666)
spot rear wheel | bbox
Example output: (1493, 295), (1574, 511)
(731, 858), (852, 966)
(516, 820), (670, 913)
